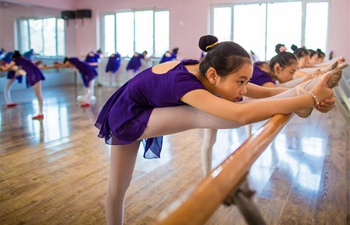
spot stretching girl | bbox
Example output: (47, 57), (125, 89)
(95, 35), (339, 225)
(126, 51), (151, 79)
(105, 52), (121, 92)
(201, 51), (341, 175)
(1, 51), (25, 107)
(1, 51), (45, 119)
(57, 57), (98, 107)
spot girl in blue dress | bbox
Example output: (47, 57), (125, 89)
(1, 51), (45, 119)
(159, 47), (179, 64)
(95, 35), (339, 224)
(126, 51), (151, 79)
(105, 52), (121, 92)
(84, 50), (101, 72)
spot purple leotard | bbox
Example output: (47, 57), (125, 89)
(249, 63), (275, 86)
(95, 59), (204, 159)
(68, 57), (98, 87)
(159, 51), (177, 64)
(23, 49), (34, 60)
(126, 53), (145, 72)
(14, 57), (45, 88)
(105, 53), (121, 73)
(2, 52), (22, 83)
(84, 51), (100, 69)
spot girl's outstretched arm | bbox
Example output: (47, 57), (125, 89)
(181, 73), (334, 125)
(1, 61), (15, 71)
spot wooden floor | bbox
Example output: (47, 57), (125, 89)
(0, 84), (349, 225)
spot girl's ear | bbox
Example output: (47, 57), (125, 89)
(206, 67), (218, 84)
(273, 63), (281, 74)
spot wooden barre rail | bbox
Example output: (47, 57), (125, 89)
(156, 113), (293, 225)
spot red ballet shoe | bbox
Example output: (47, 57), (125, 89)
(32, 114), (44, 120)
(81, 103), (90, 108)
(34, 60), (42, 66)
(1, 61), (6, 66)
(6, 103), (17, 107)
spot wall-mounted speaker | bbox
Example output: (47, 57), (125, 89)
(76, 9), (92, 19)
(61, 10), (76, 20)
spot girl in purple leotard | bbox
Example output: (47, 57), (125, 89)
(95, 35), (338, 225)
(59, 57), (98, 107)
(126, 51), (151, 79)
(1, 51), (45, 119)
(105, 52), (121, 92)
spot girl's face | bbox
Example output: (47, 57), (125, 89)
(309, 54), (318, 65)
(276, 61), (298, 83)
(214, 62), (253, 102)
(298, 55), (309, 69)
(317, 55), (325, 63)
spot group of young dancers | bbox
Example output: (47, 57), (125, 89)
(0, 47), (180, 118)
(0, 35), (348, 224)
(93, 35), (346, 224)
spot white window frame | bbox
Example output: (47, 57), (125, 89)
(210, 0), (330, 61)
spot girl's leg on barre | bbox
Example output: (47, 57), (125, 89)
(106, 141), (140, 225)
(276, 76), (305, 88)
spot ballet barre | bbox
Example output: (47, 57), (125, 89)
(156, 113), (293, 225)
(334, 69), (350, 126)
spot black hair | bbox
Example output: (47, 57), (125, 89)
(198, 35), (251, 78)
(275, 43), (285, 54)
(308, 49), (317, 58)
(142, 51), (148, 55)
(97, 49), (102, 54)
(172, 48), (179, 55)
(291, 44), (309, 59)
(316, 48), (325, 58)
(269, 52), (298, 72)
(63, 57), (69, 64)
(254, 61), (268, 67)
(12, 50), (22, 59)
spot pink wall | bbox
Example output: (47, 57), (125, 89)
(0, 0), (349, 60)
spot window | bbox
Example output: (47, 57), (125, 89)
(212, 1), (329, 61)
(18, 17), (65, 57)
(102, 10), (169, 57)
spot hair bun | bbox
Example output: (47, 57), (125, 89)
(198, 35), (219, 52)
(291, 44), (298, 51)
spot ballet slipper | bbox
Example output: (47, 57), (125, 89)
(310, 61), (338, 78)
(321, 60), (338, 73)
(6, 103), (17, 107)
(338, 63), (348, 70)
(81, 103), (90, 108)
(314, 68), (342, 88)
(32, 114), (44, 120)
(326, 68), (342, 88)
(295, 86), (314, 118)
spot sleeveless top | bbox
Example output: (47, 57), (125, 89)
(68, 57), (98, 87)
(14, 57), (45, 88)
(95, 59), (204, 158)
(105, 53), (121, 73)
(250, 64), (275, 86)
